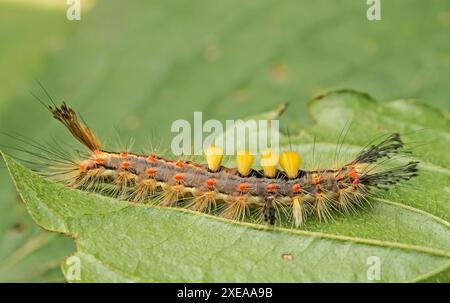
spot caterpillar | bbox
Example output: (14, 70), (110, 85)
(8, 99), (419, 227)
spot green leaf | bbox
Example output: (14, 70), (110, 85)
(3, 90), (449, 282)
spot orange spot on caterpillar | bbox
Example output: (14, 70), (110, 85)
(93, 150), (107, 165)
(292, 183), (301, 193)
(266, 183), (278, 193)
(175, 161), (185, 168)
(348, 166), (360, 190)
(120, 152), (129, 158)
(146, 168), (157, 177)
(205, 178), (216, 188)
(174, 173), (184, 182)
(349, 170), (359, 179)
(237, 183), (249, 193)
(120, 161), (130, 170)
(147, 155), (157, 163)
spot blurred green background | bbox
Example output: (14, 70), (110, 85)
(0, 0), (449, 282)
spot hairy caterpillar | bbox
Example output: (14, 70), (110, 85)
(6, 97), (419, 227)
